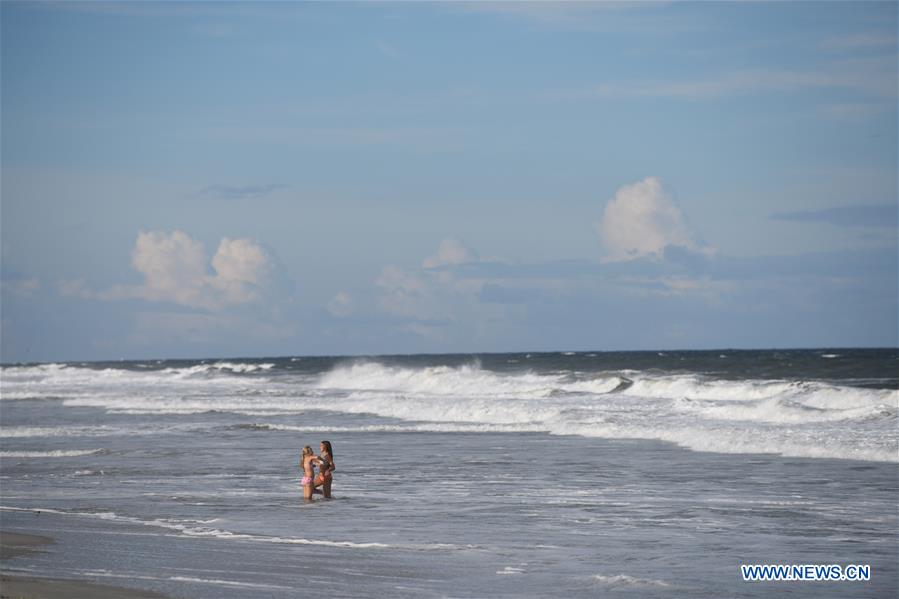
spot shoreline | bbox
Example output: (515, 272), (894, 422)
(0, 532), (54, 561)
(0, 574), (170, 599)
(1, 532), (169, 599)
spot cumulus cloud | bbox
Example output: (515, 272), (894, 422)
(375, 265), (434, 319)
(327, 291), (353, 317)
(121, 230), (208, 306)
(422, 237), (479, 269)
(375, 237), (494, 326)
(209, 237), (273, 304)
(101, 230), (279, 310)
(596, 177), (713, 262)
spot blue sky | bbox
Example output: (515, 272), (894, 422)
(2, 1), (896, 362)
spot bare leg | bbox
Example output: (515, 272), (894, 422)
(303, 483), (314, 502)
(323, 478), (332, 498)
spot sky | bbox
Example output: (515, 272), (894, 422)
(1, 1), (897, 362)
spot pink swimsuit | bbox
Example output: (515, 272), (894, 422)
(301, 476), (313, 485)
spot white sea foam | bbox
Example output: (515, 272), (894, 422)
(2, 361), (896, 462)
(560, 377), (628, 394)
(161, 362), (275, 377)
(211, 362), (275, 373)
(1, 361), (273, 391)
(0, 449), (105, 458)
(240, 422), (546, 434)
(672, 393), (896, 424)
(168, 576), (291, 590)
(0, 392), (67, 401)
(0, 505), (455, 551)
(593, 573), (671, 588)
(0, 425), (121, 438)
(625, 376), (801, 402)
(70, 570), (285, 592)
(563, 420), (898, 462)
(318, 362), (559, 398)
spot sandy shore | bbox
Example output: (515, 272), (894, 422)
(1, 531), (169, 599)
(0, 533), (54, 561)
(0, 575), (170, 599)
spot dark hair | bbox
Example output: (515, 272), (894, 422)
(320, 440), (333, 457)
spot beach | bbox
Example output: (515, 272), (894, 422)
(2, 532), (168, 598)
(1, 573), (168, 599)
(1, 351), (897, 597)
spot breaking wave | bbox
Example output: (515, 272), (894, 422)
(2, 360), (896, 462)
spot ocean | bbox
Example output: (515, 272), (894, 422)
(1, 349), (897, 597)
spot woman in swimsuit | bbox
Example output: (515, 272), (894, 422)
(300, 445), (323, 501)
(313, 440), (335, 498)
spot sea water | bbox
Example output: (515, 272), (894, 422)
(1, 349), (896, 597)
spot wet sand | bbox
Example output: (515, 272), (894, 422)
(0, 533), (54, 561)
(1, 532), (168, 599)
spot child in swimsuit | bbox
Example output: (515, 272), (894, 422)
(300, 445), (323, 501)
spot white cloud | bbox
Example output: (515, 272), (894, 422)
(2, 277), (40, 298)
(209, 237), (273, 305)
(374, 255), (505, 343)
(327, 291), (353, 318)
(596, 177), (713, 262)
(123, 230), (208, 306)
(422, 237), (479, 269)
(376, 238), (491, 325)
(101, 230), (278, 310)
(58, 278), (91, 298)
(375, 265), (434, 319)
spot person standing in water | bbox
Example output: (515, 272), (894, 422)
(314, 440), (335, 498)
(300, 446), (323, 502)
